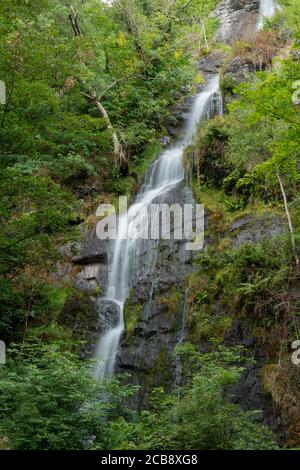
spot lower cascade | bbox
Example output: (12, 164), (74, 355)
(93, 75), (223, 379)
(257, 0), (277, 29)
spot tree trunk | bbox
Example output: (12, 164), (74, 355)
(82, 92), (127, 167)
(276, 171), (299, 267)
(95, 99), (127, 166)
(68, 6), (81, 37)
(200, 19), (209, 51)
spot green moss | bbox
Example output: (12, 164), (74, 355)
(124, 301), (142, 340)
(155, 348), (173, 385)
(192, 184), (245, 220)
(213, 43), (232, 54)
(220, 73), (237, 95)
(192, 314), (232, 344)
(131, 142), (162, 181)
(157, 286), (182, 316)
(42, 285), (71, 318)
(89, 286), (103, 297)
(60, 289), (97, 347)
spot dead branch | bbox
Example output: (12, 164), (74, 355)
(81, 91), (127, 167)
(276, 171), (299, 268)
(68, 6), (81, 37)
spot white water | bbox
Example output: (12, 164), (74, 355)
(257, 0), (277, 30)
(93, 75), (223, 379)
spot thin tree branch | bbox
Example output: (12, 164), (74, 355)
(276, 171), (299, 267)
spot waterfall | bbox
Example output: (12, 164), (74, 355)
(257, 0), (277, 30)
(93, 75), (223, 379)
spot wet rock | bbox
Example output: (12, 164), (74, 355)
(199, 51), (227, 73)
(61, 291), (98, 358)
(165, 125), (178, 137)
(72, 228), (108, 265)
(233, 362), (286, 436)
(115, 182), (198, 406)
(158, 136), (171, 147)
(223, 56), (256, 85)
(96, 299), (120, 332)
(74, 264), (106, 293)
(79, 299), (121, 357)
(164, 96), (194, 136)
(75, 185), (99, 199)
(213, 0), (260, 44)
(224, 318), (256, 348)
(228, 214), (287, 247)
(225, 319), (286, 438)
(76, 186), (89, 198)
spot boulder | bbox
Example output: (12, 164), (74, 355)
(72, 228), (108, 265)
(228, 214), (287, 247)
(158, 136), (171, 147)
(96, 299), (120, 332)
(74, 264), (106, 293)
(198, 51), (227, 73)
(223, 56), (256, 84)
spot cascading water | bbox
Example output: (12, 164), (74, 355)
(93, 75), (223, 379)
(257, 0), (277, 30)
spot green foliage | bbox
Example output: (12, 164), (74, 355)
(124, 301), (142, 340)
(50, 153), (96, 184)
(116, 347), (278, 450)
(226, 56), (300, 199)
(185, 116), (232, 190)
(130, 142), (162, 179)
(0, 0), (219, 346)
(0, 338), (277, 451)
(157, 286), (182, 316)
(1, 0), (298, 451)
(0, 0), (209, 196)
(220, 73), (237, 95)
(193, 237), (295, 330)
(0, 342), (136, 450)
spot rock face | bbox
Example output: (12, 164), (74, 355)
(52, 225), (110, 358)
(72, 228), (108, 265)
(198, 51), (227, 73)
(228, 214), (287, 247)
(213, 0), (260, 44)
(224, 319), (287, 439)
(97, 299), (120, 331)
(55, 226), (109, 293)
(115, 182), (197, 407)
(223, 56), (257, 84)
(116, 202), (288, 422)
(159, 90), (197, 148)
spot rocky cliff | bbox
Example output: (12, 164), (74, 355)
(213, 0), (260, 43)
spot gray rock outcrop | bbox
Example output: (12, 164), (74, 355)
(213, 0), (260, 44)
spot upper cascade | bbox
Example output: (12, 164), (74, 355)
(257, 0), (278, 29)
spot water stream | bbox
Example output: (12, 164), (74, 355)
(93, 0), (277, 381)
(257, 0), (277, 29)
(93, 75), (222, 379)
